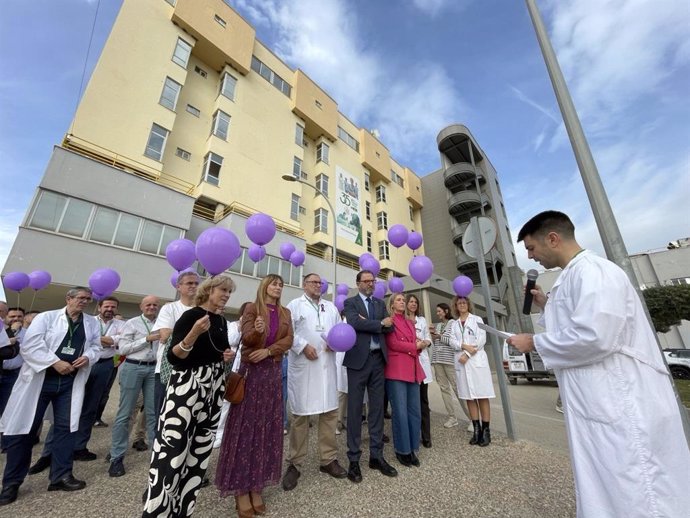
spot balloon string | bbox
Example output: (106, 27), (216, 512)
(28, 290), (37, 312)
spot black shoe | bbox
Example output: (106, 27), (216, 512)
(132, 440), (148, 452)
(47, 475), (86, 492)
(108, 457), (125, 477)
(368, 457), (398, 477)
(469, 420), (482, 445)
(382, 433), (390, 443)
(319, 460), (347, 479)
(73, 449), (97, 462)
(200, 476), (210, 488)
(0, 485), (19, 506)
(93, 419), (108, 428)
(347, 462), (362, 483)
(395, 453), (412, 467)
(422, 439), (432, 448)
(479, 423), (491, 447)
(28, 455), (51, 475)
(410, 452), (420, 467)
(282, 464), (300, 491)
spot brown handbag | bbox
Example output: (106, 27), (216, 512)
(224, 370), (246, 404)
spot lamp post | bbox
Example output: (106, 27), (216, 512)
(281, 175), (337, 294)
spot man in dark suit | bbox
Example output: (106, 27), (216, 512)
(342, 270), (397, 483)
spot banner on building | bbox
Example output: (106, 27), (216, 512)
(336, 165), (362, 245)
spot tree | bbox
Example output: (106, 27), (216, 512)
(643, 284), (690, 333)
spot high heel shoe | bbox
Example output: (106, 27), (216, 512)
(250, 492), (266, 515)
(235, 495), (255, 518)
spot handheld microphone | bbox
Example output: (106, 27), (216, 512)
(522, 269), (539, 315)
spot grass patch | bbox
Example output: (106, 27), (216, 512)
(674, 379), (690, 407)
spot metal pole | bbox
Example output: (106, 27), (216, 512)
(525, 0), (690, 445)
(472, 217), (517, 440)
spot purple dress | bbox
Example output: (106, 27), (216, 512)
(216, 305), (283, 497)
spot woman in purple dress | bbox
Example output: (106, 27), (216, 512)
(216, 274), (293, 517)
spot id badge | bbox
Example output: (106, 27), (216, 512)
(62, 345), (76, 355)
(315, 324), (325, 332)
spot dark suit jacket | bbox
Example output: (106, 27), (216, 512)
(342, 294), (393, 370)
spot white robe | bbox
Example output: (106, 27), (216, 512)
(413, 316), (433, 384)
(534, 250), (690, 518)
(286, 295), (341, 415)
(0, 308), (101, 435)
(446, 314), (495, 399)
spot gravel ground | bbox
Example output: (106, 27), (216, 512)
(0, 402), (575, 518)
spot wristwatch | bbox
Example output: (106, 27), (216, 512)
(267, 348), (273, 357)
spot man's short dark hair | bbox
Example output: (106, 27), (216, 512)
(517, 211), (575, 242)
(356, 270), (375, 283)
(7, 307), (25, 315)
(66, 286), (92, 298)
(302, 273), (319, 285)
(98, 296), (120, 307)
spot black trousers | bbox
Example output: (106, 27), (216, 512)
(420, 383), (431, 444)
(346, 350), (385, 462)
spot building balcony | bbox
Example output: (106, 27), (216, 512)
(448, 191), (491, 217)
(437, 124), (484, 164)
(443, 162), (476, 190)
(451, 220), (469, 246)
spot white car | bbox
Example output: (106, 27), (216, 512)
(663, 349), (690, 380)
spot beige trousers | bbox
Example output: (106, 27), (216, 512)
(433, 363), (470, 420)
(128, 392), (147, 442)
(288, 408), (339, 468)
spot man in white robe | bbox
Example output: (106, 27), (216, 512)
(508, 211), (690, 518)
(281, 273), (347, 490)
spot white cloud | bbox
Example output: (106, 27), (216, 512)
(410, 0), (451, 17)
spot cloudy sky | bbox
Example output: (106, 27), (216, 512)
(1, 0), (689, 299)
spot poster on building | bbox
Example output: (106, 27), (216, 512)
(336, 165), (362, 245)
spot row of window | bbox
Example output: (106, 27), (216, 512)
(337, 126), (360, 152)
(251, 56), (291, 97)
(28, 191), (183, 257)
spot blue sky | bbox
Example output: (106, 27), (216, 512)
(1, 0), (689, 300)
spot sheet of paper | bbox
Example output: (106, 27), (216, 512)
(477, 322), (514, 340)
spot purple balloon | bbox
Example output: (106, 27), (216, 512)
(165, 239), (196, 271)
(336, 283), (349, 296)
(3, 272), (30, 292)
(327, 323), (357, 352)
(320, 279), (329, 295)
(373, 280), (387, 299)
(388, 224), (409, 248)
(245, 213), (276, 246)
(248, 244), (266, 263)
(453, 275), (474, 297)
(388, 277), (404, 293)
(361, 256), (380, 277)
(358, 253), (375, 269)
(170, 271), (180, 289)
(289, 250), (305, 267)
(92, 291), (110, 302)
(88, 268), (121, 295)
(195, 227), (241, 275)
(409, 256), (433, 284)
(280, 242), (296, 261)
(407, 231), (423, 251)
(28, 270), (52, 291)
(334, 294), (347, 312)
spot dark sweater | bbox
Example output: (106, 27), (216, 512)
(168, 307), (229, 369)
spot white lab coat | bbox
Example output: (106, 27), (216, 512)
(534, 250), (690, 517)
(446, 314), (495, 399)
(0, 308), (101, 435)
(286, 295), (341, 415)
(413, 316), (433, 384)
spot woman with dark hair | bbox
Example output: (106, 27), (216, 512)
(443, 296), (494, 446)
(216, 275), (293, 517)
(143, 274), (236, 517)
(405, 294), (433, 448)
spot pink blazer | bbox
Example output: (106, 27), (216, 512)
(384, 313), (424, 384)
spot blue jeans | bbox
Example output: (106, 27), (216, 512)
(386, 379), (421, 455)
(282, 355), (288, 429)
(109, 362), (156, 461)
(3, 374), (75, 487)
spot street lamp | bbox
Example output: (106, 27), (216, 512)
(281, 174), (337, 294)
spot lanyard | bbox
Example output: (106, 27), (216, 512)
(99, 318), (112, 337)
(66, 313), (81, 348)
(458, 318), (474, 339)
(140, 315), (152, 334)
(304, 295), (322, 326)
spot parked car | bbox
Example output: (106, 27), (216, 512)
(663, 349), (690, 380)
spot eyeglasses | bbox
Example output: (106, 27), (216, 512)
(359, 279), (375, 284)
(180, 282), (199, 286)
(71, 296), (92, 302)
(306, 281), (322, 285)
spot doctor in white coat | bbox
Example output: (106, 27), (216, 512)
(281, 273), (348, 491)
(0, 286), (101, 506)
(508, 211), (690, 518)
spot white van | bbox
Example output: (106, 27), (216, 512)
(502, 340), (555, 385)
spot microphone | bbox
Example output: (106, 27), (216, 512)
(522, 269), (539, 315)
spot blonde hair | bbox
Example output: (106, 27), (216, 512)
(387, 293), (406, 316)
(194, 275), (235, 307)
(255, 274), (286, 319)
(450, 296), (474, 318)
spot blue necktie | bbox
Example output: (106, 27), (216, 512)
(366, 297), (380, 344)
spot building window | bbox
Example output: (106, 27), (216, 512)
(364, 172), (370, 191)
(315, 99), (322, 109)
(337, 126), (359, 151)
(314, 208), (328, 233)
(409, 205), (414, 221)
(175, 147), (191, 161)
(212, 110), (231, 140)
(293, 156), (302, 179)
(317, 142), (329, 164)
(214, 14), (227, 27)
(378, 240), (390, 261)
(250, 56), (291, 97)
(194, 65), (207, 78)
(159, 77), (181, 110)
(290, 194), (300, 221)
(164, 0), (176, 6)
(144, 123), (169, 161)
(366, 231), (372, 253)
(172, 38), (192, 68)
(203, 152), (223, 186)
(220, 72), (237, 101)
(295, 124), (304, 146)
(316, 174), (329, 196)
(376, 211), (388, 230)
(186, 104), (200, 117)
(375, 185), (386, 203)
(365, 201), (371, 220)
(391, 170), (404, 187)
